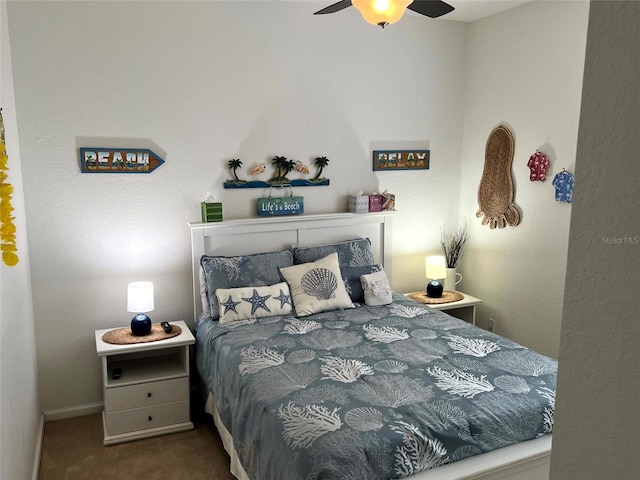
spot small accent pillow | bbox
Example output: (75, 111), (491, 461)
(293, 238), (377, 303)
(279, 252), (354, 317)
(201, 250), (294, 321)
(215, 282), (293, 324)
(360, 269), (393, 306)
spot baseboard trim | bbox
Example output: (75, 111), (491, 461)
(43, 402), (103, 422)
(31, 413), (44, 480)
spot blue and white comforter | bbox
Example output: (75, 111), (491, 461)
(196, 293), (556, 480)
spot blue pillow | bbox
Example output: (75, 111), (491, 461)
(293, 238), (379, 303)
(201, 250), (293, 320)
(343, 264), (383, 303)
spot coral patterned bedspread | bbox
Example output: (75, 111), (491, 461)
(195, 293), (556, 480)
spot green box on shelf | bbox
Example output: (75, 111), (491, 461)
(201, 202), (223, 222)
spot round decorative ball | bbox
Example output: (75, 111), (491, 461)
(426, 280), (443, 298)
(131, 313), (152, 336)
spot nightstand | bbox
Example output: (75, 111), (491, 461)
(94, 320), (195, 445)
(407, 292), (482, 325)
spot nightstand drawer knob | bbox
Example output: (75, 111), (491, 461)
(147, 392), (152, 398)
(148, 416), (153, 422)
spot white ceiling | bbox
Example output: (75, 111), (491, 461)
(303, 1), (535, 23)
(438, 1), (533, 22)
(275, 1), (534, 24)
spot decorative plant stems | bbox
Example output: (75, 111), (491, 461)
(441, 225), (468, 268)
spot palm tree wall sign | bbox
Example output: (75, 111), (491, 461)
(228, 159), (243, 181)
(224, 155), (330, 189)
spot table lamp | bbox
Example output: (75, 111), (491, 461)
(425, 255), (446, 298)
(127, 281), (154, 336)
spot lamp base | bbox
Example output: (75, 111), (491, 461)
(426, 280), (443, 298)
(131, 313), (152, 336)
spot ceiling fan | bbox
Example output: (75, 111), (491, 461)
(314, 0), (455, 28)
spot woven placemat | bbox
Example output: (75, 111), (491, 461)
(408, 291), (463, 305)
(102, 323), (182, 345)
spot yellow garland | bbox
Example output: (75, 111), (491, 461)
(0, 108), (19, 266)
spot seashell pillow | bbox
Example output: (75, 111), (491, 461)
(279, 252), (355, 317)
(215, 282), (293, 324)
(292, 238), (378, 303)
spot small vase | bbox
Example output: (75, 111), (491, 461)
(444, 268), (462, 292)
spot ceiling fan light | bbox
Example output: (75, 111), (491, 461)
(352, 0), (413, 27)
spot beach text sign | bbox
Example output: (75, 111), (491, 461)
(79, 148), (165, 173)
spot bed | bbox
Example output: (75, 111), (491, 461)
(189, 212), (555, 480)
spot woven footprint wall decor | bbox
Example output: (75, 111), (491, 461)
(476, 125), (521, 229)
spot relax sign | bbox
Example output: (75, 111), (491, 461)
(373, 150), (430, 171)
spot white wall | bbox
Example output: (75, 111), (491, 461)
(458, 0), (589, 357)
(0, 1), (41, 478)
(7, 1), (468, 416)
(551, 1), (640, 478)
(6, 0), (590, 419)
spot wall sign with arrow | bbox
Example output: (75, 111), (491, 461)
(79, 148), (165, 173)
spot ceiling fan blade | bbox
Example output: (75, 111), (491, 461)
(407, 0), (455, 18)
(314, 0), (353, 15)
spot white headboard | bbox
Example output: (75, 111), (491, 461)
(188, 212), (395, 324)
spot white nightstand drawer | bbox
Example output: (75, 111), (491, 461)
(105, 400), (190, 436)
(105, 377), (189, 412)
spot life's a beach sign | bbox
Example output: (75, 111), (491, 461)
(79, 148), (165, 173)
(257, 196), (304, 216)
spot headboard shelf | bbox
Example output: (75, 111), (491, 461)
(189, 212), (395, 323)
(188, 211), (395, 230)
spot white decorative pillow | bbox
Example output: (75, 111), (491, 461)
(292, 237), (377, 303)
(360, 269), (393, 306)
(215, 282), (293, 324)
(279, 252), (354, 317)
(199, 266), (210, 316)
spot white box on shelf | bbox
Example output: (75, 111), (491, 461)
(348, 195), (369, 213)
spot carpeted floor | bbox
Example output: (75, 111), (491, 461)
(38, 407), (236, 480)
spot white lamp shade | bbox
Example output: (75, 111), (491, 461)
(127, 282), (154, 313)
(425, 255), (446, 280)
